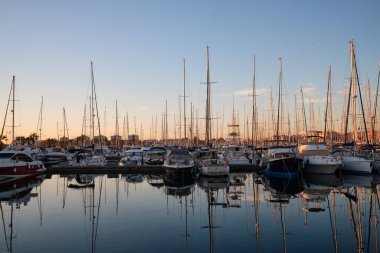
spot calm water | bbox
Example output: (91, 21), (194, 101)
(0, 171), (379, 253)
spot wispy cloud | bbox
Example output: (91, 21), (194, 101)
(224, 87), (271, 97)
(301, 87), (317, 94)
(302, 97), (326, 104)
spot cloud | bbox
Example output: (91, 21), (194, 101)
(225, 87), (271, 97)
(302, 97), (326, 104)
(301, 87), (317, 94)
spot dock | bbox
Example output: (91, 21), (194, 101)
(46, 164), (263, 175)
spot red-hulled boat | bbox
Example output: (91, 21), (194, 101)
(0, 150), (46, 182)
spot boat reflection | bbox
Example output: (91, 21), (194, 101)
(262, 175), (303, 202)
(262, 175), (303, 253)
(125, 174), (144, 184)
(67, 174), (95, 188)
(0, 175), (44, 253)
(197, 176), (230, 253)
(228, 173), (247, 208)
(147, 175), (164, 189)
(339, 174), (380, 253)
(163, 172), (195, 197)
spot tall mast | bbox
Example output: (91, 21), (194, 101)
(12, 76), (15, 144)
(63, 107), (67, 149)
(90, 62), (95, 142)
(252, 55), (256, 147)
(205, 46), (211, 146)
(352, 40), (370, 145)
(36, 96), (43, 141)
(344, 45), (353, 143)
(190, 103), (193, 146)
(367, 80), (373, 143)
(115, 100), (119, 147)
(323, 66), (332, 143)
(301, 87), (308, 133)
(179, 95), (181, 143)
(0, 78), (13, 142)
(294, 95), (299, 143)
(276, 58), (282, 145)
(183, 58), (187, 144)
(270, 87), (274, 139)
(91, 61), (103, 149)
(165, 100), (168, 145)
(373, 62), (380, 144)
(127, 112), (129, 138)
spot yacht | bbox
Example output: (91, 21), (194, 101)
(197, 149), (229, 177)
(0, 150), (46, 181)
(298, 132), (342, 174)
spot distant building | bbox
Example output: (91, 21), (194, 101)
(128, 134), (139, 145)
(111, 135), (123, 146)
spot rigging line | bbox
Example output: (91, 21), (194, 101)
(0, 81), (13, 139)
(327, 197), (338, 253)
(94, 176), (104, 252)
(0, 202), (9, 252)
(366, 194), (373, 253)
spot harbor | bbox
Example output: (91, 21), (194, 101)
(1, 1), (380, 252)
(0, 171), (379, 252)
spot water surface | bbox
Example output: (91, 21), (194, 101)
(0, 172), (379, 252)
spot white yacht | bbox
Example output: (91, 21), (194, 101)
(224, 145), (251, 167)
(299, 142), (342, 174)
(197, 149), (229, 177)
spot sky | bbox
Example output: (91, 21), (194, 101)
(1, 0), (380, 141)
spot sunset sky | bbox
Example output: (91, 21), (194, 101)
(1, 1), (380, 141)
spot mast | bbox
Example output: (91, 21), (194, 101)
(373, 62), (380, 144)
(323, 66), (332, 142)
(270, 87), (274, 139)
(367, 80), (373, 143)
(166, 100), (168, 144)
(115, 100), (119, 147)
(0, 78), (13, 142)
(91, 62), (103, 150)
(179, 95), (181, 144)
(36, 96), (43, 141)
(81, 104), (87, 147)
(12, 76), (15, 144)
(294, 95), (299, 143)
(252, 55), (256, 147)
(183, 58), (187, 144)
(351, 40), (370, 145)
(301, 87), (308, 133)
(205, 46), (211, 146)
(90, 62), (95, 143)
(276, 58), (282, 145)
(63, 107), (67, 149)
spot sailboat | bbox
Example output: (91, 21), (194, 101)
(198, 46), (230, 177)
(70, 62), (106, 167)
(298, 67), (342, 174)
(265, 58), (303, 178)
(0, 76), (46, 180)
(335, 40), (373, 174)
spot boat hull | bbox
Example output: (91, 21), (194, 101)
(0, 163), (46, 181)
(302, 156), (342, 174)
(341, 156), (373, 174)
(198, 165), (229, 177)
(266, 157), (302, 178)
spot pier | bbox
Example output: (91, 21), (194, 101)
(46, 164), (262, 175)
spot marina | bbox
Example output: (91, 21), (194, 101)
(1, 1), (380, 252)
(0, 171), (379, 252)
